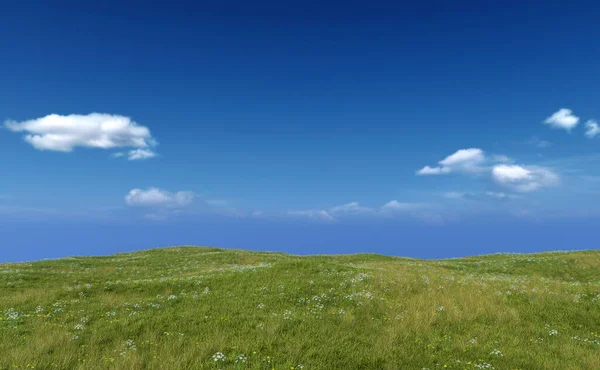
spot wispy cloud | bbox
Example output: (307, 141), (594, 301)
(526, 136), (552, 148)
(585, 120), (600, 138)
(416, 166), (451, 175)
(491, 164), (559, 193)
(417, 148), (511, 176)
(288, 200), (433, 222)
(443, 191), (472, 200)
(543, 108), (580, 131)
(329, 202), (375, 216)
(4, 113), (158, 159)
(485, 191), (521, 199)
(380, 200), (430, 212)
(286, 210), (334, 221)
(416, 148), (488, 176)
(127, 148), (157, 160)
(125, 188), (194, 207)
(444, 191), (520, 201)
(491, 155), (513, 163)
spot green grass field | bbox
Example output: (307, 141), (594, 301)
(1, 246), (600, 369)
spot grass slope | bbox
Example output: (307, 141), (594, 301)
(1, 247), (600, 370)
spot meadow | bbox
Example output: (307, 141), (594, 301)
(1, 246), (599, 369)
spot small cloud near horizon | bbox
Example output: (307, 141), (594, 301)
(125, 188), (194, 207)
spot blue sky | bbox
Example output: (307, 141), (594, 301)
(1, 1), (599, 262)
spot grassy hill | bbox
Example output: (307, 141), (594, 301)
(1, 247), (600, 370)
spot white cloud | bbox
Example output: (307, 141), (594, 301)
(543, 108), (580, 131)
(4, 113), (158, 157)
(492, 155), (512, 163)
(492, 164), (559, 192)
(380, 200), (430, 211)
(329, 202), (374, 215)
(444, 191), (520, 201)
(287, 210), (334, 221)
(417, 148), (485, 175)
(439, 148), (485, 167)
(585, 120), (600, 138)
(286, 200), (429, 222)
(418, 147), (559, 194)
(492, 164), (530, 182)
(125, 188), (194, 207)
(485, 191), (520, 199)
(127, 148), (157, 160)
(416, 166), (451, 175)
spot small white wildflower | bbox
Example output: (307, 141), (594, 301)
(257, 303), (265, 309)
(125, 339), (137, 351)
(5, 308), (20, 320)
(212, 352), (226, 362)
(74, 324), (85, 330)
(549, 329), (558, 336)
(436, 306), (445, 312)
(490, 348), (503, 356)
(235, 354), (247, 363)
(167, 295), (177, 300)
